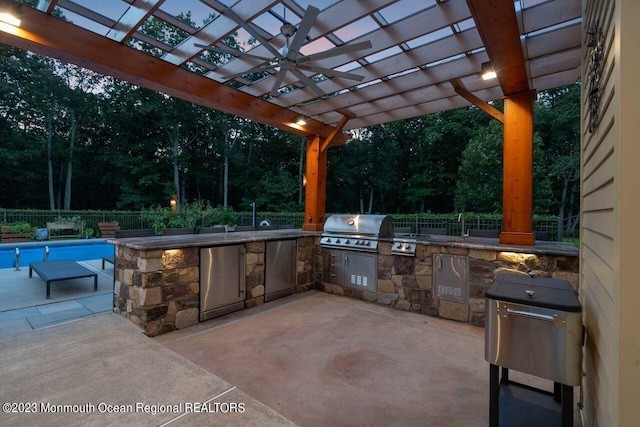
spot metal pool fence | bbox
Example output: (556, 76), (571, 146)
(1, 209), (577, 242)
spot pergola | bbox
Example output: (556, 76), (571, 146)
(0, 0), (582, 243)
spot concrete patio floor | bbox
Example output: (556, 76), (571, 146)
(0, 314), (293, 426)
(0, 276), (583, 426)
(155, 291), (489, 426)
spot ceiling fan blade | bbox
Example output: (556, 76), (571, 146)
(221, 8), (283, 59)
(270, 70), (289, 97)
(286, 5), (319, 60)
(297, 40), (372, 64)
(291, 69), (326, 97)
(297, 64), (365, 81)
(223, 64), (278, 81)
(194, 43), (273, 62)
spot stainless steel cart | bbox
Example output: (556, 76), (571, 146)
(485, 273), (582, 427)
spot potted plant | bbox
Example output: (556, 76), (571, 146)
(1, 222), (34, 242)
(84, 228), (94, 239)
(47, 216), (84, 239)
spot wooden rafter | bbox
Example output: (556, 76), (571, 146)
(0, 5), (346, 144)
(163, 0), (280, 66)
(6, 0), (583, 134)
(449, 79), (504, 123)
(106, 0), (165, 43)
(320, 114), (350, 152)
(36, 0), (57, 14)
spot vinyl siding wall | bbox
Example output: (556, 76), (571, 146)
(581, 0), (640, 426)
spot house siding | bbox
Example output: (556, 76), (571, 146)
(581, 0), (640, 426)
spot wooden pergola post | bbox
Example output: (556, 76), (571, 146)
(302, 135), (327, 231)
(500, 90), (536, 245)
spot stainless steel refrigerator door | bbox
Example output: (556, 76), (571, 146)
(265, 240), (297, 301)
(200, 245), (245, 321)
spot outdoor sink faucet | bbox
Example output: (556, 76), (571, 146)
(458, 212), (468, 237)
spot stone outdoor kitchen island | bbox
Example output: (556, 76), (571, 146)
(317, 235), (579, 327)
(112, 230), (315, 336)
(111, 231), (578, 336)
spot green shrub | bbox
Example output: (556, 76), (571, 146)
(141, 201), (238, 234)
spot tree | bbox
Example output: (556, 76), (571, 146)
(57, 64), (105, 209)
(455, 120), (552, 214)
(534, 83), (581, 238)
(0, 46), (68, 208)
(455, 121), (504, 212)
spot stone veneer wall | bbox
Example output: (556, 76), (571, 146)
(114, 236), (315, 336)
(316, 241), (579, 327)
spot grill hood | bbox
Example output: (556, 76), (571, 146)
(323, 214), (394, 237)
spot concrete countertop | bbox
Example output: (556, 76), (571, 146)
(109, 229), (320, 251)
(109, 229), (578, 257)
(411, 234), (579, 256)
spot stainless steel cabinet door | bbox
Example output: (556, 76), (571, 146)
(343, 252), (377, 292)
(265, 240), (297, 301)
(433, 254), (468, 303)
(200, 245), (245, 320)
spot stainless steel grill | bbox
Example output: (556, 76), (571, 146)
(321, 214), (393, 252)
(321, 214), (416, 256)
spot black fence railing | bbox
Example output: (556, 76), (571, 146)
(1, 209), (151, 236)
(2, 209), (577, 242)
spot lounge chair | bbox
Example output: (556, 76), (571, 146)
(162, 227), (195, 236)
(103, 229), (155, 269)
(468, 229), (500, 238)
(420, 227), (448, 236)
(395, 226), (413, 235)
(113, 229), (155, 238)
(534, 231), (550, 241)
(259, 225), (279, 230)
(98, 221), (120, 238)
(29, 260), (97, 299)
(199, 226), (226, 234)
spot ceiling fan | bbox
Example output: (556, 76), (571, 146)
(195, 6), (372, 97)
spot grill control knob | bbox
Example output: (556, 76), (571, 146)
(345, 240), (351, 244)
(395, 243), (402, 249)
(336, 239), (341, 244)
(404, 243), (411, 250)
(365, 241), (370, 246)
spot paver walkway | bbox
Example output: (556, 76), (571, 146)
(0, 259), (113, 337)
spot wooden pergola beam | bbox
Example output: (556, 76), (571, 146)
(450, 79), (504, 123)
(0, 3), (346, 144)
(465, 0), (529, 96)
(303, 135), (327, 231)
(466, 0), (535, 245)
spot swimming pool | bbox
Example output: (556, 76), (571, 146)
(0, 242), (114, 269)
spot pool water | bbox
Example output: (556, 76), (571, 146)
(0, 243), (115, 269)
